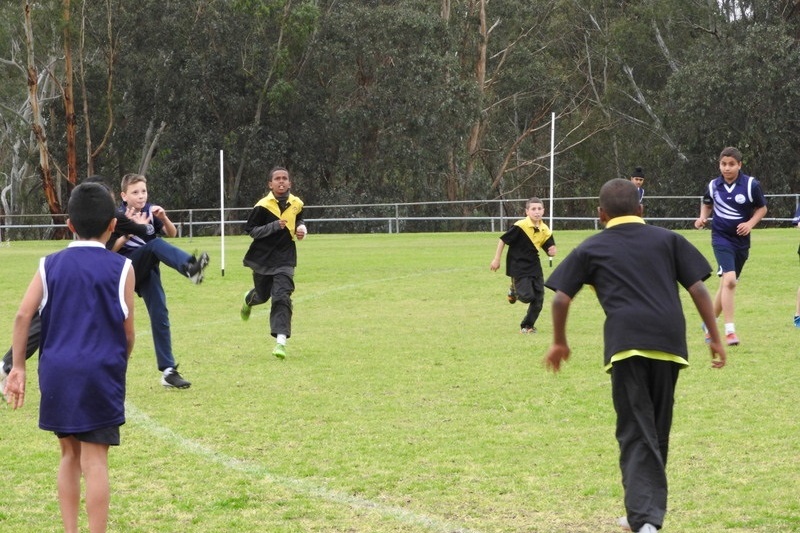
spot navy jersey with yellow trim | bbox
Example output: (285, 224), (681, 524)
(243, 192), (304, 272)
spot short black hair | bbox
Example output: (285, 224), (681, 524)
(268, 166), (289, 181)
(599, 178), (640, 219)
(67, 182), (116, 239)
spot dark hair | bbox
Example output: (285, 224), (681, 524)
(719, 146), (742, 162)
(84, 175), (114, 196)
(525, 197), (544, 209)
(630, 166), (645, 179)
(599, 178), (640, 219)
(67, 183), (116, 239)
(268, 166), (289, 181)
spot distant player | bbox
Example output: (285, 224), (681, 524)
(694, 146), (767, 346)
(240, 166), (307, 358)
(792, 204), (800, 327)
(490, 197), (556, 333)
(629, 166), (645, 206)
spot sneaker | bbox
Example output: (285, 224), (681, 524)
(507, 289), (517, 304)
(794, 315), (800, 328)
(272, 343), (286, 359)
(161, 366), (192, 389)
(701, 323), (711, 344)
(726, 332), (740, 346)
(617, 518), (657, 533)
(185, 252), (210, 284)
(240, 291), (252, 321)
(520, 326), (537, 334)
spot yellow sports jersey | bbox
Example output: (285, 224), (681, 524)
(513, 218), (552, 250)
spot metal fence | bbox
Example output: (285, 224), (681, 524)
(2, 194), (799, 242)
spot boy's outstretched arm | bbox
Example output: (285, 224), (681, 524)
(687, 280), (726, 368)
(543, 290), (572, 372)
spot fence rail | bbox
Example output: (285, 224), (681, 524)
(2, 195), (799, 241)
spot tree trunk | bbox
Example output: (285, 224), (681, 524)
(63, 0), (78, 186)
(25, 0), (68, 239)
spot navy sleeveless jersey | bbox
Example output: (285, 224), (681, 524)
(38, 243), (131, 433)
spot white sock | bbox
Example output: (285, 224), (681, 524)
(276, 334), (287, 345)
(725, 323), (735, 334)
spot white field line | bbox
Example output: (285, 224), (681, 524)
(128, 267), (485, 531)
(126, 403), (484, 533)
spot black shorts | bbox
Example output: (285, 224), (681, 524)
(55, 425), (121, 446)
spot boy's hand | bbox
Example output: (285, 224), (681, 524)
(543, 344), (570, 372)
(708, 341), (726, 368)
(735, 222), (753, 236)
(546, 245), (556, 257)
(151, 205), (167, 220)
(126, 207), (151, 225)
(5, 369), (26, 409)
(489, 259), (500, 271)
(694, 217), (708, 229)
(296, 224), (307, 240)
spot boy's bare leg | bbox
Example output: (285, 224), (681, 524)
(58, 437), (83, 533)
(719, 271), (737, 324)
(81, 442), (110, 533)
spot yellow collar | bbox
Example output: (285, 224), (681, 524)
(605, 215), (645, 229)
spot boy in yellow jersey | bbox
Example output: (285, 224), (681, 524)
(543, 178), (726, 533)
(490, 197), (556, 333)
(240, 167), (307, 358)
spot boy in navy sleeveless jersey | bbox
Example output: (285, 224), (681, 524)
(694, 147), (767, 345)
(5, 182), (135, 533)
(542, 179), (726, 533)
(240, 167), (307, 358)
(490, 197), (556, 333)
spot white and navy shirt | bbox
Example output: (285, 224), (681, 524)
(117, 202), (164, 256)
(701, 172), (766, 250)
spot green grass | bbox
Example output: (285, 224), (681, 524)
(1, 229), (799, 532)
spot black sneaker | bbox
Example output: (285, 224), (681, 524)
(185, 252), (210, 284)
(161, 366), (191, 389)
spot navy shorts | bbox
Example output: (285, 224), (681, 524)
(713, 245), (749, 279)
(55, 425), (121, 446)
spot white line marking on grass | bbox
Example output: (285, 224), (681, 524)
(126, 403), (484, 533)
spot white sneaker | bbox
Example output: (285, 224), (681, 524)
(617, 517), (658, 532)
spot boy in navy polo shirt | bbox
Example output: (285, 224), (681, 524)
(543, 178), (726, 533)
(694, 146), (767, 345)
(490, 197), (557, 333)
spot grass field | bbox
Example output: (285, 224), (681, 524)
(0, 228), (799, 532)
